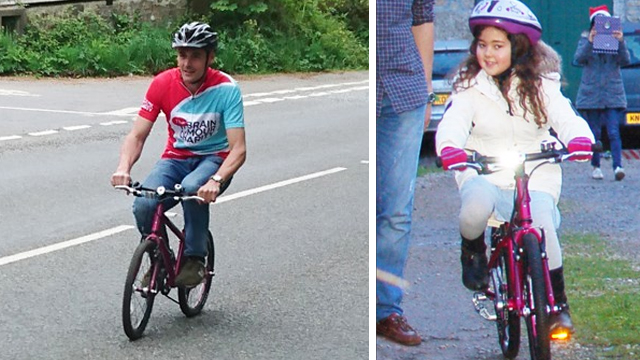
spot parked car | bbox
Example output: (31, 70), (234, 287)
(426, 39), (471, 133)
(622, 22), (640, 140)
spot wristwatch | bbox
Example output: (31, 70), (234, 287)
(210, 174), (224, 184)
(427, 92), (437, 104)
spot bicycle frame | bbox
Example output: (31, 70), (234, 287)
(145, 201), (187, 294)
(484, 159), (556, 318)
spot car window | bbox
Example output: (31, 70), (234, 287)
(625, 32), (640, 66)
(433, 50), (469, 80)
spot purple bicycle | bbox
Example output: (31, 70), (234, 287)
(116, 182), (215, 340)
(438, 140), (599, 360)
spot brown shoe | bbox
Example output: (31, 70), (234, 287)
(376, 313), (422, 346)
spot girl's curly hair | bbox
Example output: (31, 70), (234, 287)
(453, 26), (549, 127)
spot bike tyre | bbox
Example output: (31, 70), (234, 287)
(522, 233), (550, 360)
(122, 239), (158, 340)
(178, 231), (215, 317)
(492, 247), (521, 359)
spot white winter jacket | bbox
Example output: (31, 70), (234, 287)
(435, 69), (594, 203)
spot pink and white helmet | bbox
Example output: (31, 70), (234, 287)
(469, 0), (542, 45)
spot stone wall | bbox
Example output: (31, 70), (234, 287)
(433, 1), (640, 42)
(618, 0), (640, 22)
(23, 0), (188, 24)
(434, 0), (474, 42)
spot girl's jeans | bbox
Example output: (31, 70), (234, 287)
(133, 154), (224, 258)
(458, 175), (563, 270)
(376, 95), (426, 321)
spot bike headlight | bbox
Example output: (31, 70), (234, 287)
(493, 153), (524, 171)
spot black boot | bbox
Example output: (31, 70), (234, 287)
(549, 267), (575, 334)
(460, 233), (488, 291)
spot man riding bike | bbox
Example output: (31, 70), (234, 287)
(111, 21), (246, 287)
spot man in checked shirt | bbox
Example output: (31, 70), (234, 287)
(376, 0), (435, 346)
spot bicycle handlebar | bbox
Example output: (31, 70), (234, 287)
(435, 141), (602, 174)
(114, 182), (205, 202)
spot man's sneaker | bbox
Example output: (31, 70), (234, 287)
(175, 257), (205, 288)
(592, 167), (604, 180)
(614, 167), (625, 181)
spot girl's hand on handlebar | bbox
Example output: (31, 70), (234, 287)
(111, 171), (132, 187)
(567, 137), (593, 162)
(440, 147), (468, 171)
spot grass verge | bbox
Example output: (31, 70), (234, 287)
(563, 232), (640, 358)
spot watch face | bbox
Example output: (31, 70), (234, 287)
(428, 92), (436, 103)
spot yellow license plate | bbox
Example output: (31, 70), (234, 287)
(433, 93), (449, 106)
(626, 113), (640, 124)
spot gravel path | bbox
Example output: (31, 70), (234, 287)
(376, 154), (640, 360)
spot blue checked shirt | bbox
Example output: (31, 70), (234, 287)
(376, 0), (435, 118)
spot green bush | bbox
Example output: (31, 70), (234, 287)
(0, 1), (368, 77)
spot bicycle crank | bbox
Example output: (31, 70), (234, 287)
(472, 292), (497, 321)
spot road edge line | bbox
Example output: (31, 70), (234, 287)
(0, 225), (135, 267)
(215, 167), (348, 204)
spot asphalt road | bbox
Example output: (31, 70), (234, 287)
(0, 71), (368, 360)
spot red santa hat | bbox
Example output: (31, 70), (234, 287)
(589, 5), (611, 22)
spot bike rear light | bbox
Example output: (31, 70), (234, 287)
(550, 330), (570, 341)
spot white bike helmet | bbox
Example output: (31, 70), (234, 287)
(469, 0), (542, 45)
(172, 22), (218, 51)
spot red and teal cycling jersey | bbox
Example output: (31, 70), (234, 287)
(138, 67), (244, 159)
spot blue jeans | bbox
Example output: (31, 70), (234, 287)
(133, 155), (224, 258)
(580, 108), (624, 169)
(376, 95), (426, 321)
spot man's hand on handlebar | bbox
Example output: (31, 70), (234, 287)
(111, 171), (132, 187)
(197, 180), (221, 204)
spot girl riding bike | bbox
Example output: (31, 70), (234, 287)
(435, 0), (595, 336)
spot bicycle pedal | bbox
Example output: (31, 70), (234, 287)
(472, 292), (497, 321)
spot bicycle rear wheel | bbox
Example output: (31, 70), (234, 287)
(178, 231), (215, 317)
(522, 233), (550, 360)
(122, 239), (158, 340)
(490, 247), (521, 359)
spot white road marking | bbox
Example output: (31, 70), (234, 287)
(0, 225), (135, 266)
(63, 125), (91, 131)
(255, 97), (284, 103)
(101, 107), (140, 116)
(28, 130), (58, 136)
(0, 167), (349, 266)
(100, 120), (129, 126)
(0, 135), (22, 141)
(0, 106), (103, 116)
(0, 89), (39, 97)
(242, 80), (368, 98)
(361, 160), (369, 164)
(216, 167), (347, 204)
(0, 81), (367, 141)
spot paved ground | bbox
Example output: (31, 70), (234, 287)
(376, 152), (640, 360)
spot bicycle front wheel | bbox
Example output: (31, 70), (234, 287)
(122, 239), (158, 340)
(490, 247), (520, 359)
(522, 233), (550, 360)
(179, 231), (215, 317)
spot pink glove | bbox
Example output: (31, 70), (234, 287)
(567, 137), (593, 162)
(440, 147), (468, 171)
